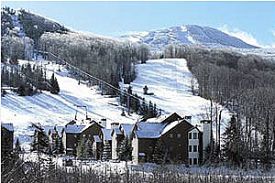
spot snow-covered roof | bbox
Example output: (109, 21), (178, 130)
(102, 129), (112, 141)
(64, 125), (86, 134)
(93, 135), (102, 143)
(135, 119), (198, 139)
(1, 123), (14, 132)
(64, 122), (100, 134)
(161, 120), (181, 135)
(120, 124), (134, 137)
(135, 122), (165, 139)
(112, 128), (123, 135)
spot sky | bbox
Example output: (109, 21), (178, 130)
(2, 1), (275, 47)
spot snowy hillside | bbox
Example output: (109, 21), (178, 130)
(123, 58), (231, 127)
(1, 59), (139, 149)
(121, 25), (257, 50)
(1, 58), (231, 149)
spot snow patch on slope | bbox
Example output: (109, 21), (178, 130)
(1, 59), (139, 149)
(124, 59), (231, 129)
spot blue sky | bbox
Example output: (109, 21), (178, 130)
(2, 1), (275, 47)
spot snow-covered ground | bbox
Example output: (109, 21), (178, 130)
(22, 152), (275, 179)
(125, 58), (231, 128)
(1, 59), (139, 149)
(1, 58), (231, 149)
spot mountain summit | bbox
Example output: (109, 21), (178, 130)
(121, 25), (257, 50)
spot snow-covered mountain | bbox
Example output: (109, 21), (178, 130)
(121, 25), (257, 50)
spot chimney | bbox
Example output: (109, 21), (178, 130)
(111, 122), (119, 129)
(200, 120), (211, 159)
(99, 118), (107, 128)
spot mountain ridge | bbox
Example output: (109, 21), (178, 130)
(121, 24), (258, 50)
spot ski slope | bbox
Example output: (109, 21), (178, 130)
(125, 59), (231, 127)
(1, 58), (231, 149)
(1, 59), (139, 149)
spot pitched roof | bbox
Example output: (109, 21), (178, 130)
(161, 120), (181, 135)
(120, 124), (134, 137)
(135, 119), (196, 139)
(112, 127), (123, 135)
(64, 124), (86, 134)
(161, 112), (183, 123)
(1, 123), (14, 132)
(102, 128), (112, 141)
(135, 122), (166, 139)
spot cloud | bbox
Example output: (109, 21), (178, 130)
(219, 25), (261, 47)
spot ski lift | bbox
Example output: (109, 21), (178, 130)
(74, 105), (90, 120)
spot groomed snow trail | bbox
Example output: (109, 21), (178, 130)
(127, 59), (231, 126)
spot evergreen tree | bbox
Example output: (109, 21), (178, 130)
(222, 115), (244, 167)
(141, 98), (147, 115)
(31, 123), (49, 153)
(118, 137), (132, 161)
(86, 139), (93, 158)
(76, 138), (92, 159)
(50, 73), (60, 94)
(58, 137), (64, 154)
(17, 84), (25, 96)
(152, 139), (166, 164)
(54, 77), (60, 93)
(153, 103), (157, 117)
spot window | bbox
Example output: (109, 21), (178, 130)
(188, 133), (192, 139)
(189, 145), (192, 152)
(193, 145), (197, 152)
(193, 158), (198, 165)
(189, 158), (192, 165)
(177, 133), (181, 138)
(169, 134), (173, 138)
(193, 132), (198, 139)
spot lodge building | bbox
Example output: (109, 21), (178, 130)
(25, 112), (211, 165)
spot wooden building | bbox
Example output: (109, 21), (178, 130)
(131, 113), (208, 165)
(62, 121), (103, 158)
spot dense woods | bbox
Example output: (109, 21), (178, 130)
(1, 7), (34, 62)
(38, 32), (149, 90)
(1, 63), (60, 96)
(164, 45), (275, 169)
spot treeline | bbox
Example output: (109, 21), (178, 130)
(1, 7), (34, 62)
(18, 9), (69, 48)
(164, 45), (275, 170)
(39, 32), (150, 94)
(1, 63), (60, 96)
(120, 86), (159, 120)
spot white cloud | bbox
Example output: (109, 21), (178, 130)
(219, 25), (261, 47)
